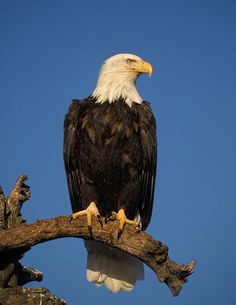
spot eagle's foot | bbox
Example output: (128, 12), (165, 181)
(70, 202), (103, 233)
(111, 208), (139, 239)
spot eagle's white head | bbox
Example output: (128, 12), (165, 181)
(92, 53), (152, 107)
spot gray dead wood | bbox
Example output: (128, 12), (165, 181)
(0, 175), (195, 304)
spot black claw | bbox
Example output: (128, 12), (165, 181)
(105, 215), (115, 224)
(135, 225), (142, 233)
(88, 225), (92, 236)
(117, 228), (123, 239)
(68, 215), (73, 223)
(97, 215), (103, 228)
(105, 216), (109, 224)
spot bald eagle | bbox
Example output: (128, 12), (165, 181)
(64, 53), (157, 293)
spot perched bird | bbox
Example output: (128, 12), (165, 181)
(64, 53), (157, 293)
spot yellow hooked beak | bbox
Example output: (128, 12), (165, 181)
(133, 60), (153, 77)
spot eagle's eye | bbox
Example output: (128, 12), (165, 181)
(127, 58), (136, 64)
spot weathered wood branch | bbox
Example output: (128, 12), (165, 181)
(0, 213), (195, 296)
(0, 175), (67, 304)
(0, 287), (66, 305)
(0, 175), (195, 304)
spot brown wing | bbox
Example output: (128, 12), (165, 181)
(63, 99), (84, 213)
(137, 101), (157, 230)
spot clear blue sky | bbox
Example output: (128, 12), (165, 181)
(0, 0), (235, 304)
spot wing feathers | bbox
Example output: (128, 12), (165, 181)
(137, 101), (157, 229)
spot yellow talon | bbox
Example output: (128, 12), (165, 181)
(71, 202), (102, 231)
(111, 208), (139, 238)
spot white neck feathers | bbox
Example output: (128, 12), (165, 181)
(92, 69), (142, 108)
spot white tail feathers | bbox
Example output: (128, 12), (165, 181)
(84, 240), (144, 293)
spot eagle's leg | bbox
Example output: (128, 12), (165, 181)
(111, 208), (139, 238)
(71, 202), (102, 233)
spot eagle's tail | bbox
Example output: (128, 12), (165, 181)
(84, 240), (144, 293)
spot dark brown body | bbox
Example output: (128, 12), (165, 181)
(64, 97), (157, 230)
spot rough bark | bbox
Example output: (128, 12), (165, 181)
(0, 214), (196, 296)
(0, 175), (196, 304)
(0, 287), (66, 305)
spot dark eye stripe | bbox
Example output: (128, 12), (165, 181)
(127, 58), (136, 64)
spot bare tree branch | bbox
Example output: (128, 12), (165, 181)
(0, 213), (195, 296)
(0, 174), (195, 304)
(0, 287), (66, 305)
